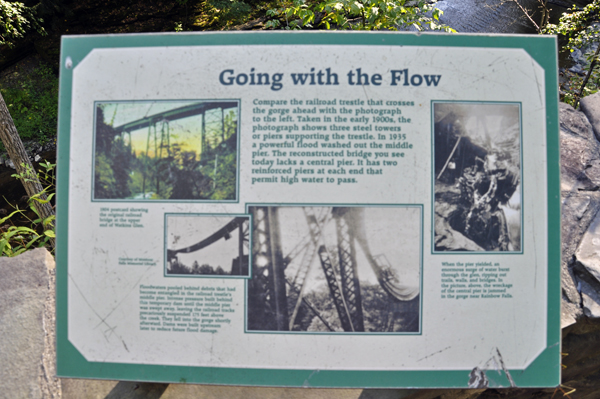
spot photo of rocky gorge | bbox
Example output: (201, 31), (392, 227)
(433, 102), (522, 252)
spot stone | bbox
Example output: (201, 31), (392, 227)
(575, 210), (600, 284)
(580, 91), (600, 141)
(574, 195), (591, 220)
(559, 102), (600, 192)
(559, 103), (600, 315)
(561, 194), (600, 266)
(60, 379), (117, 399)
(562, 299), (581, 329)
(60, 380), (364, 399)
(560, 194), (600, 274)
(0, 248), (59, 399)
(579, 279), (600, 318)
(552, 100), (600, 399)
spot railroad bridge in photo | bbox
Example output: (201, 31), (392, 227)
(247, 206), (420, 333)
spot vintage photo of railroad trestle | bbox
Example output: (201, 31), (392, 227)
(246, 205), (421, 333)
(166, 214), (250, 277)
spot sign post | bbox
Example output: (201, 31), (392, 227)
(56, 32), (560, 388)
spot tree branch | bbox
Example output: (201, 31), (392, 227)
(575, 43), (600, 108)
(511, 0), (540, 32)
(0, 91), (55, 248)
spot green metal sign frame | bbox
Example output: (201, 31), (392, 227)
(56, 32), (560, 388)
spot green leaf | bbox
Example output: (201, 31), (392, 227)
(24, 235), (43, 250)
(29, 204), (41, 218)
(42, 215), (55, 227)
(0, 209), (23, 224)
(12, 247), (28, 256)
(13, 226), (38, 235)
(31, 193), (54, 204)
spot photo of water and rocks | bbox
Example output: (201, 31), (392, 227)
(433, 102), (521, 252)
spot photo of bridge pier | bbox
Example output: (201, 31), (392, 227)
(433, 102), (522, 252)
(93, 99), (239, 201)
(165, 214), (250, 277)
(246, 205), (421, 333)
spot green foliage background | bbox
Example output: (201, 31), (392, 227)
(0, 63), (58, 144)
(0, 0), (45, 48)
(544, 0), (600, 106)
(265, 0), (453, 31)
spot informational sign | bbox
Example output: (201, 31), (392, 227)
(56, 32), (561, 388)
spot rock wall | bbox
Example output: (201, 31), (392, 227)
(0, 248), (60, 399)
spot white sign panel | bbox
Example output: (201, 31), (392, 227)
(56, 32), (561, 388)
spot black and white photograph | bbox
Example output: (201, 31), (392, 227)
(166, 214), (250, 277)
(433, 102), (522, 252)
(93, 100), (239, 201)
(246, 206), (421, 333)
